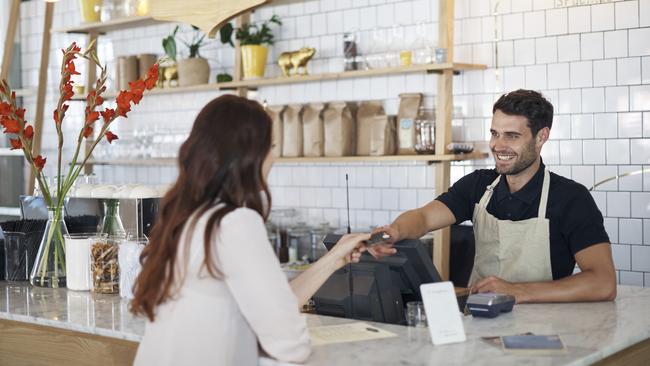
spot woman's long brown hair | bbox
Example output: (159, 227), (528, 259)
(131, 95), (273, 321)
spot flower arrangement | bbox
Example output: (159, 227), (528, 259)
(0, 41), (158, 288)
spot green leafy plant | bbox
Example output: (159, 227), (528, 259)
(235, 15), (282, 46)
(183, 26), (207, 58)
(162, 26), (178, 62)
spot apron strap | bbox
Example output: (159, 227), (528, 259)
(478, 174), (502, 209)
(537, 169), (550, 218)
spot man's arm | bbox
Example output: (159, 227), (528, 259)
(370, 200), (457, 258)
(473, 243), (617, 303)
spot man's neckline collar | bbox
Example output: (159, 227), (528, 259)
(494, 161), (546, 204)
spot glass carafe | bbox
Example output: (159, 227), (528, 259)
(99, 199), (126, 238)
(30, 206), (68, 288)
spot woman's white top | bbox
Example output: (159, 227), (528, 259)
(133, 207), (311, 365)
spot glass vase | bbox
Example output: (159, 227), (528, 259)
(99, 199), (126, 237)
(30, 206), (69, 288)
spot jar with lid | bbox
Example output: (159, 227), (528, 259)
(90, 235), (120, 294)
(287, 222), (311, 263)
(414, 107), (436, 154)
(118, 235), (147, 299)
(310, 222), (331, 262)
(269, 208), (299, 263)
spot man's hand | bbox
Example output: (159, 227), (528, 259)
(367, 225), (399, 259)
(471, 276), (530, 304)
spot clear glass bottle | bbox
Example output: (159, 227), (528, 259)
(99, 199), (126, 238)
(30, 206), (68, 288)
(91, 235), (120, 294)
(288, 222), (311, 263)
(414, 107), (436, 154)
(310, 222), (331, 262)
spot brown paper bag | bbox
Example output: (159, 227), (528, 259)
(356, 101), (385, 156)
(323, 102), (356, 157)
(368, 115), (397, 156)
(397, 93), (423, 155)
(282, 104), (304, 157)
(302, 103), (326, 157)
(266, 105), (286, 158)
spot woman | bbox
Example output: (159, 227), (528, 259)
(131, 95), (369, 365)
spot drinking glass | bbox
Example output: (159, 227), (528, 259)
(406, 301), (427, 327)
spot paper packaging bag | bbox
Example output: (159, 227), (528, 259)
(323, 102), (356, 157)
(282, 104), (304, 157)
(397, 93), (423, 155)
(302, 103), (326, 157)
(356, 101), (385, 156)
(368, 115), (397, 156)
(266, 105), (286, 158)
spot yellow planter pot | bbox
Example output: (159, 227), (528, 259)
(241, 45), (268, 80)
(79, 0), (103, 23)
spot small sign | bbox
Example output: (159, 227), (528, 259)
(421, 281), (467, 345)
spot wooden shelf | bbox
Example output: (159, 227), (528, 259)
(217, 63), (486, 89)
(53, 16), (162, 34)
(86, 153), (488, 166)
(68, 63), (486, 101)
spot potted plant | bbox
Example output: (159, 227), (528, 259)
(161, 26), (179, 87)
(176, 26), (210, 87)
(235, 15), (282, 79)
(0, 41), (158, 288)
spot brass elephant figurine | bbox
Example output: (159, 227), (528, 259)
(278, 47), (316, 77)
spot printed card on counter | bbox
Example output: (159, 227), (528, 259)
(308, 322), (397, 346)
(421, 281), (467, 345)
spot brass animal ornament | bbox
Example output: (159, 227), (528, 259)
(278, 47), (316, 77)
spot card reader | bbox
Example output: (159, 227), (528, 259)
(466, 293), (515, 318)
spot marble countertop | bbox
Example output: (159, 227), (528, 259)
(2, 282), (650, 366)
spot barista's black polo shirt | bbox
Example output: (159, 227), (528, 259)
(436, 162), (610, 280)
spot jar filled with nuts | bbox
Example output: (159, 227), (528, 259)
(91, 235), (120, 294)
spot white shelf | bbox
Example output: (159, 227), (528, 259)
(0, 148), (24, 157)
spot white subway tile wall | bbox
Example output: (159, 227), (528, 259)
(16, 0), (650, 286)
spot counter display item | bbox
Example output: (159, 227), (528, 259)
(65, 233), (94, 291)
(302, 103), (326, 157)
(397, 93), (423, 155)
(282, 104), (304, 157)
(414, 107), (436, 154)
(266, 105), (286, 158)
(323, 102), (357, 157)
(119, 237), (147, 299)
(91, 237), (120, 294)
(367, 115), (397, 156)
(356, 101), (386, 156)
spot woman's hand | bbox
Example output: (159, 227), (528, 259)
(367, 225), (400, 259)
(327, 233), (371, 269)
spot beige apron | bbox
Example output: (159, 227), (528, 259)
(469, 169), (553, 286)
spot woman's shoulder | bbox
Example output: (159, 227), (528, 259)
(221, 207), (265, 226)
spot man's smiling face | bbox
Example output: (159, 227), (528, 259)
(489, 110), (542, 176)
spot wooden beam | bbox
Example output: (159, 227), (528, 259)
(234, 12), (250, 98)
(29, 1), (55, 195)
(0, 0), (20, 81)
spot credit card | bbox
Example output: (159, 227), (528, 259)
(365, 232), (391, 246)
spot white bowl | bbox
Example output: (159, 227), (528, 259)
(74, 184), (94, 198)
(91, 185), (117, 198)
(129, 185), (159, 199)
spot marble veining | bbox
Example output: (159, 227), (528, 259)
(1, 282), (650, 366)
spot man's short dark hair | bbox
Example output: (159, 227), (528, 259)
(492, 89), (554, 135)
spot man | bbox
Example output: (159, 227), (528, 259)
(373, 89), (616, 303)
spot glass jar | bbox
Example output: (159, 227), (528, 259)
(99, 199), (126, 238)
(64, 233), (94, 291)
(118, 236), (147, 299)
(4, 232), (29, 281)
(288, 222), (311, 263)
(414, 107), (436, 154)
(90, 236), (120, 294)
(269, 208), (299, 263)
(310, 222), (331, 262)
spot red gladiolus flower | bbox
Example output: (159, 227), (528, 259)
(24, 125), (34, 139)
(9, 138), (22, 150)
(86, 110), (100, 124)
(144, 64), (158, 90)
(0, 102), (11, 116)
(65, 60), (81, 76)
(95, 95), (104, 106)
(15, 107), (25, 120)
(100, 108), (115, 124)
(105, 131), (118, 143)
(62, 83), (74, 101)
(116, 91), (133, 117)
(1, 118), (20, 133)
(83, 126), (93, 138)
(33, 155), (46, 170)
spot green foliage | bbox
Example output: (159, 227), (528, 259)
(216, 73), (233, 83)
(182, 26), (207, 58)
(162, 26), (179, 62)
(235, 15), (282, 46)
(219, 23), (234, 47)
